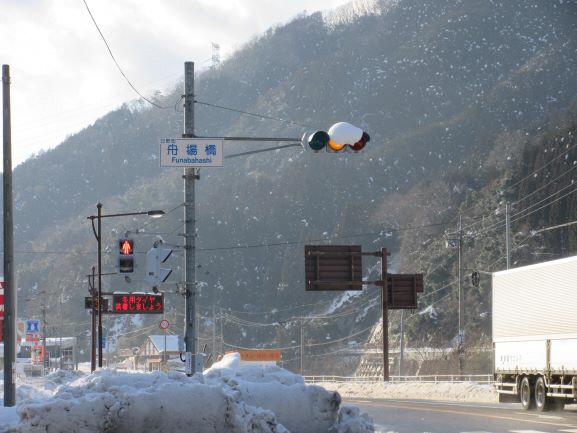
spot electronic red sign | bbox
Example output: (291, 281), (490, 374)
(112, 293), (164, 314)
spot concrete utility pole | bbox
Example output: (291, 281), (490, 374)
(42, 305), (47, 375)
(458, 214), (465, 374)
(505, 202), (511, 269)
(3, 64), (16, 406)
(183, 61), (197, 375)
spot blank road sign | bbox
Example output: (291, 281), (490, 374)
(305, 245), (363, 291)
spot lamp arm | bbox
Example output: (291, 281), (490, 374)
(89, 217), (99, 242)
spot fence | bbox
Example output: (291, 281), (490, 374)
(304, 374), (494, 384)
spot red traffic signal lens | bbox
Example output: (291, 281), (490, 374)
(349, 132), (370, 152)
(119, 239), (134, 255)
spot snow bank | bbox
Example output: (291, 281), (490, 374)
(0, 354), (374, 433)
(316, 380), (498, 403)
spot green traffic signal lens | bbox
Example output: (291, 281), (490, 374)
(308, 131), (330, 151)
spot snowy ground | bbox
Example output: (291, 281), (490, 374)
(316, 380), (498, 404)
(0, 353), (373, 433)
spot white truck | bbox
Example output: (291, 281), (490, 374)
(493, 255), (577, 411)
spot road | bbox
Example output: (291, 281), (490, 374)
(346, 398), (577, 433)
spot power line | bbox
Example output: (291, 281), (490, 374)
(512, 163), (577, 205)
(198, 220), (454, 253)
(460, 179), (577, 240)
(80, 0), (174, 110)
(504, 140), (577, 194)
(195, 99), (316, 129)
(532, 218), (577, 234)
(511, 183), (577, 225)
(220, 296), (379, 328)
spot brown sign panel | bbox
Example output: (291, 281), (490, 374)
(386, 273), (423, 309)
(305, 245), (363, 291)
(84, 297), (109, 311)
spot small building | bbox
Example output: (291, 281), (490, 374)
(45, 337), (78, 370)
(139, 335), (183, 371)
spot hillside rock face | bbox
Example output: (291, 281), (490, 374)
(7, 0), (577, 374)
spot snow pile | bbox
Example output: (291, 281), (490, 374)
(316, 380), (498, 403)
(0, 354), (374, 433)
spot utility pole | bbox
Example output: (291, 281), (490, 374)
(3, 64), (16, 407)
(399, 310), (404, 378)
(42, 305), (47, 375)
(381, 247), (389, 381)
(505, 202), (511, 269)
(97, 203), (103, 368)
(183, 61), (197, 375)
(300, 317), (304, 375)
(458, 214), (465, 374)
(89, 266), (96, 372)
(211, 304), (216, 363)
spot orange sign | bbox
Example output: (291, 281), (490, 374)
(234, 350), (281, 362)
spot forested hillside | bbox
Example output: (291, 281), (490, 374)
(4, 0), (577, 374)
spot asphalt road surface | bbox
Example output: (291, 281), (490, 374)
(347, 398), (577, 433)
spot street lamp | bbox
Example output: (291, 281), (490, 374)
(87, 203), (165, 370)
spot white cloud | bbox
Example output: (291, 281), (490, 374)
(1, 0), (353, 166)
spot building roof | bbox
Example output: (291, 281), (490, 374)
(148, 335), (183, 353)
(45, 337), (77, 348)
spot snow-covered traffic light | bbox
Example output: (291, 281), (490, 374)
(304, 122), (370, 152)
(146, 243), (173, 286)
(118, 238), (135, 273)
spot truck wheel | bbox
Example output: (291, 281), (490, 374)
(535, 377), (550, 412)
(520, 377), (535, 410)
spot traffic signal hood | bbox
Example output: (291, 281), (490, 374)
(305, 122), (370, 153)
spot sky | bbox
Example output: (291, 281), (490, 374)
(1, 0), (353, 167)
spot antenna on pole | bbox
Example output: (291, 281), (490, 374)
(211, 43), (220, 71)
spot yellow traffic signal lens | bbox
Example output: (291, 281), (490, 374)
(327, 139), (346, 151)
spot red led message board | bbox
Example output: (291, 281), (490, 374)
(112, 293), (164, 314)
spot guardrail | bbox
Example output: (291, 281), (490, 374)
(304, 374), (494, 384)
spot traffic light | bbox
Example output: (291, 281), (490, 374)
(118, 238), (135, 273)
(307, 131), (330, 151)
(146, 243), (173, 286)
(471, 271), (480, 288)
(305, 122), (370, 152)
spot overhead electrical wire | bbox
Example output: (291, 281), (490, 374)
(512, 163), (577, 205)
(442, 136), (577, 240)
(82, 0), (317, 129)
(222, 323), (375, 353)
(511, 183), (577, 225)
(195, 99), (316, 129)
(219, 296), (380, 328)
(455, 177), (577, 242)
(504, 140), (577, 194)
(198, 220), (454, 253)
(511, 180), (577, 220)
(81, 0), (175, 110)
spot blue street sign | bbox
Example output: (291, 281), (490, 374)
(26, 319), (40, 334)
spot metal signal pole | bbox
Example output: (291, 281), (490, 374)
(3, 64), (16, 406)
(183, 61), (197, 375)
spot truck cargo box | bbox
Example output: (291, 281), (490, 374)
(493, 255), (577, 342)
